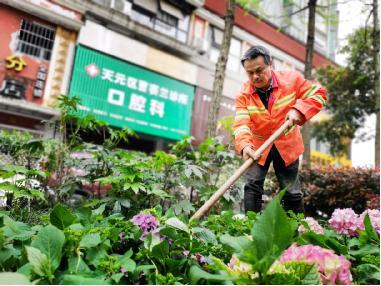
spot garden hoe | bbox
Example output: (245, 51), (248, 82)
(190, 119), (293, 221)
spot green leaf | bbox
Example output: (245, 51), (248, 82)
(116, 256), (136, 273)
(29, 189), (46, 201)
(355, 263), (380, 284)
(220, 234), (256, 263)
(31, 225), (65, 272)
(17, 263), (33, 278)
(79, 233), (101, 249)
(25, 246), (50, 277)
(68, 256), (91, 274)
(192, 227), (217, 244)
(50, 204), (76, 230)
(60, 274), (106, 285)
(165, 217), (189, 233)
(0, 245), (19, 266)
(364, 213), (380, 242)
(92, 204), (106, 215)
(75, 207), (92, 225)
(111, 273), (124, 283)
(3, 216), (35, 241)
(0, 272), (31, 285)
(349, 244), (380, 257)
(251, 190), (296, 272)
(151, 240), (169, 260)
(188, 265), (234, 284)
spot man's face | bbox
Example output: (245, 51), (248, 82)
(243, 56), (272, 89)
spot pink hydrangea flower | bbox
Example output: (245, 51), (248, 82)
(130, 213), (158, 239)
(298, 217), (324, 235)
(228, 254), (252, 273)
(328, 208), (359, 236)
(278, 244), (352, 285)
(358, 209), (380, 234)
(228, 254), (258, 279)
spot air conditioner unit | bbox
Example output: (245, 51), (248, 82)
(192, 37), (209, 55)
(110, 0), (132, 16)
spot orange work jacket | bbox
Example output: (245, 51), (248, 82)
(233, 70), (327, 166)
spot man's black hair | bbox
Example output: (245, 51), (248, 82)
(241, 45), (271, 66)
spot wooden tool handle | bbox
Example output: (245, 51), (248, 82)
(190, 120), (292, 221)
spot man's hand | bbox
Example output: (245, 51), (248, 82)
(286, 108), (305, 126)
(242, 146), (261, 161)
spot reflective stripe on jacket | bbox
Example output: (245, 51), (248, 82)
(233, 70), (327, 166)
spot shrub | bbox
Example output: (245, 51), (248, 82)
(301, 166), (380, 217)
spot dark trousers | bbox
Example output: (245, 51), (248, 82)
(244, 145), (304, 214)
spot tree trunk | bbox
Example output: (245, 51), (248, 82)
(302, 0), (317, 169)
(205, 0), (236, 138)
(373, 0), (380, 168)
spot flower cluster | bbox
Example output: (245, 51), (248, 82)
(298, 217), (324, 235)
(228, 254), (258, 279)
(358, 209), (380, 234)
(328, 208), (380, 236)
(328, 208), (359, 236)
(277, 244), (352, 285)
(130, 213), (158, 239)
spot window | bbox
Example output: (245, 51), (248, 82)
(209, 26), (242, 72)
(129, 0), (189, 43)
(17, 20), (55, 60)
(154, 10), (177, 37)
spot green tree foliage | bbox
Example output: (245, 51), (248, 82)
(313, 27), (376, 155)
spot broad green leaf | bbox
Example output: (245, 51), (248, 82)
(92, 204), (106, 215)
(116, 256), (136, 273)
(159, 227), (178, 241)
(86, 247), (108, 266)
(251, 190), (296, 272)
(60, 274), (106, 285)
(3, 216), (35, 241)
(75, 207), (92, 225)
(364, 214), (380, 242)
(50, 204), (76, 230)
(220, 234), (256, 263)
(284, 261), (321, 285)
(0, 245), (18, 265)
(266, 272), (300, 285)
(31, 225), (65, 272)
(0, 272), (30, 285)
(165, 217), (189, 233)
(17, 263), (33, 278)
(111, 273), (124, 283)
(192, 227), (217, 244)
(188, 265), (234, 284)
(68, 256), (91, 274)
(355, 263), (380, 284)
(79, 233), (101, 248)
(25, 246), (50, 277)
(349, 244), (380, 257)
(151, 240), (169, 260)
(29, 189), (46, 201)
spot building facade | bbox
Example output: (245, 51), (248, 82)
(0, 0), (346, 164)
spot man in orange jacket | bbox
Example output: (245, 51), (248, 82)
(233, 46), (327, 214)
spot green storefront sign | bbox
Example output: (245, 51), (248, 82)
(69, 45), (195, 140)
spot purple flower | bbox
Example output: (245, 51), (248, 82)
(130, 213), (158, 239)
(298, 217), (324, 235)
(328, 208), (359, 236)
(194, 253), (207, 264)
(358, 209), (380, 234)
